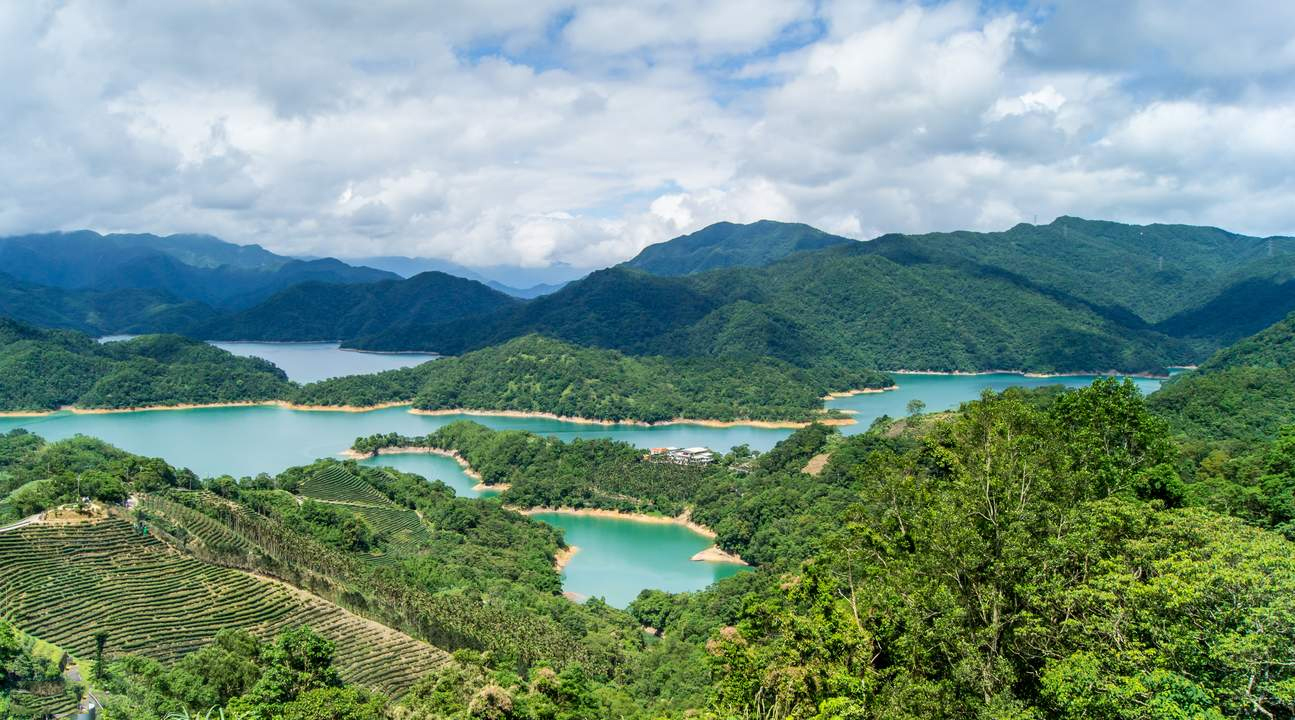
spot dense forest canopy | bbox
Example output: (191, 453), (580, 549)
(304, 334), (891, 423)
(2, 219), (1287, 372)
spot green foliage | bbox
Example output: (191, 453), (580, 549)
(0, 433), (193, 522)
(1150, 310), (1295, 442)
(300, 334), (889, 422)
(706, 384), (1295, 719)
(0, 318), (293, 411)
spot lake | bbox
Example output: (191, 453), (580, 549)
(101, 337), (441, 384)
(1, 341), (1165, 606)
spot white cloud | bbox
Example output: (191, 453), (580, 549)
(0, 0), (1293, 270)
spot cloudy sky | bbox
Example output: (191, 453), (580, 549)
(2, 1), (1293, 269)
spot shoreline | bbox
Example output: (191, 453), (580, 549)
(513, 506), (719, 539)
(516, 506), (752, 566)
(690, 546), (749, 565)
(887, 368), (1172, 380)
(208, 338), (441, 358)
(553, 545), (580, 572)
(410, 406), (850, 429)
(822, 386), (895, 400)
(60, 400), (413, 415)
(341, 446), (484, 481)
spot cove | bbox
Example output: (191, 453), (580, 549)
(358, 453), (748, 608)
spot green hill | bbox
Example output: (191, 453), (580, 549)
(0, 273), (219, 336)
(863, 216), (1295, 325)
(352, 217), (1293, 369)
(298, 334), (889, 423)
(621, 219), (854, 275)
(0, 318), (292, 411)
(1149, 309), (1295, 441)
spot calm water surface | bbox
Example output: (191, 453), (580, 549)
(210, 341), (439, 383)
(100, 336), (440, 384)
(0, 350), (1164, 606)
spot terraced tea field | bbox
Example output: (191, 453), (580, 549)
(0, 518), (450, 696)
(298, 464), (432, 561)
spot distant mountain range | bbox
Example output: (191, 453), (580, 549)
(331, 255), (585, 298)
(1, 218), (1292, 375)
(0, 230), (396, 308)
(346, 218), (1295, 374)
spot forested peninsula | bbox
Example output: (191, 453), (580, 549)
(0, 318), (293, 412)
(0, 320), (889, 423)
(300, 334), (890, 423)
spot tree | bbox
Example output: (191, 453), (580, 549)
(906, 398), (926, 416)
(0, 618), (20, 671)
(231, 626), (342, 719)
(92, 630), (110, 681)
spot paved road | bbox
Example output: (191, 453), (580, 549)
(0, 514), (41, 533)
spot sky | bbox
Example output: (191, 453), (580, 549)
(2, 1), (1293, 269)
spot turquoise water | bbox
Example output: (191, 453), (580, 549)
(0, 366), (1163, 606)
(827, 373), (1164, 431)
(209, 341), (439, 383)
(531, 512), (748, 608)
(99, 336), (440, 383)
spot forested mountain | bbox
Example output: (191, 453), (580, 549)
(861, 216), (1295, 325)
(3, 218), (1291, 374)
(349, 216), (1295, 372)
(202, 271), (520, 341)
(0, 319), (291, 411)
(620, 219), (854, 275)
(355, 255), (1192, 374)
(0, 273), (218, 336)
(1150, 309), (1295, 441)
(298, 334), (889, 422)
(0, 230), (396, 308)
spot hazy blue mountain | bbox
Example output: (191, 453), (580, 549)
(0, 230), (397, 308)
(336, 255), (585, 297)
(203, 271), (520, 342)
(621, 220), (855, 276)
